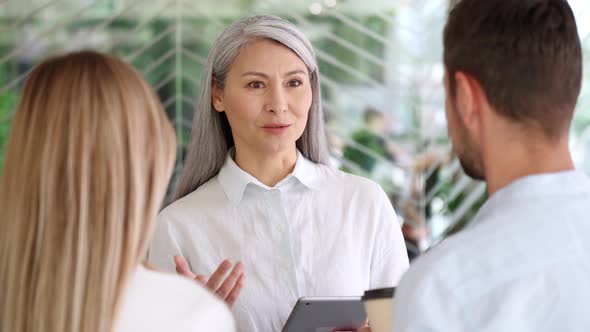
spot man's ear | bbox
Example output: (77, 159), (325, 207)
(211, 77), (224, 113)
(454, 71), (484, 129)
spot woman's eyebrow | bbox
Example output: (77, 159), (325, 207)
(240, 69), (307, 78)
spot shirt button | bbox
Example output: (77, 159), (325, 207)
(276, 224), (285, 233)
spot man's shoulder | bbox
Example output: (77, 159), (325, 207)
(398, 203), (588, 304)
(399, 228), (480, 295)
(397, 215), (527, 302)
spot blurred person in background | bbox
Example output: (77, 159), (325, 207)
(343, 107), (400, 174)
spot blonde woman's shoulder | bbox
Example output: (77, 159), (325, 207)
(115, 265), (235, 332)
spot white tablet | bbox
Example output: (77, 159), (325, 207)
(281, 296), (367, 332)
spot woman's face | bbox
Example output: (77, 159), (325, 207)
(212, 39), (312, 156)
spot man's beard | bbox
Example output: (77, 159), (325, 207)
(458, 154), (485, 181)
(450, 104), (485, 181)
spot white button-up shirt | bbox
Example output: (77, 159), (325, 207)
(115, 265), (235, 332)
(149, 151), (409, 332)
(392, 171), (590, 332)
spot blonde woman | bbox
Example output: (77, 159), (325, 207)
(0, 51), (235, 332)
(149, 15), (409, 331)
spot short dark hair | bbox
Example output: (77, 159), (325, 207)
(444, 0), (582, 139)
(363, 107), (384, 123)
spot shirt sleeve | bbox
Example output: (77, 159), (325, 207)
(370, 187), (410, 288)
(148, 212), (183, 273)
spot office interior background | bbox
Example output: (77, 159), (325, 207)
(1, 0), (590, 257)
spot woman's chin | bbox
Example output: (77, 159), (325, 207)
(252, 141), (298, 156)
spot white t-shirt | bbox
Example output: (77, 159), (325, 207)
(149, 151), (409, 331)
(392, 171), (590, 332)
(114, 265), (235, 332)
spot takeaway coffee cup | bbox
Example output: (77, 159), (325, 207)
(362, 287), (395, 332)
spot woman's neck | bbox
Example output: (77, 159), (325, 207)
(234, 145), (298, 187)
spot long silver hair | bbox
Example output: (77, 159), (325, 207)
(175, 15), (329, 200)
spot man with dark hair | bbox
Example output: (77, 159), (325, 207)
(361, 0), (590, 331)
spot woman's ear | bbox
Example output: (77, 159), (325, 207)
(211, 77), (225, 113)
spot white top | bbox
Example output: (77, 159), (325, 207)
(392, 171), (590, 332)
(114, 265), (235, 332)
(148, 151), (409, 332)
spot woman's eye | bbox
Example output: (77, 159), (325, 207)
(248, 81), (265, 89)
(288, 80), (303, 87)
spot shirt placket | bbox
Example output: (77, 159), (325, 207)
(268, 188), (301, 298)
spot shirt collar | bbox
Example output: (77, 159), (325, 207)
(470, 170), (590, 228)
(217, 149), (320, 205)
(290, 150), (320, 190)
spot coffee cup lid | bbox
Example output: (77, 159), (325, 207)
(362, 287), (395, 301)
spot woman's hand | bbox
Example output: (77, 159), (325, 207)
(174, 255), (245, 308)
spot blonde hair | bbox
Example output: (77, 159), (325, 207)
(0, 51), (177, 332)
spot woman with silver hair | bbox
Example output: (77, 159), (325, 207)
(149, 15), (409, 331)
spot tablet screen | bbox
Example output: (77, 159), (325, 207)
(282, 297), (367, 332)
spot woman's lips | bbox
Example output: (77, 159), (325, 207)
(262, 123), (291, 135)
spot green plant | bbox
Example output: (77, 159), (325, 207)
(0, 92), (18, 173)
(307, 14), (391, 84)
